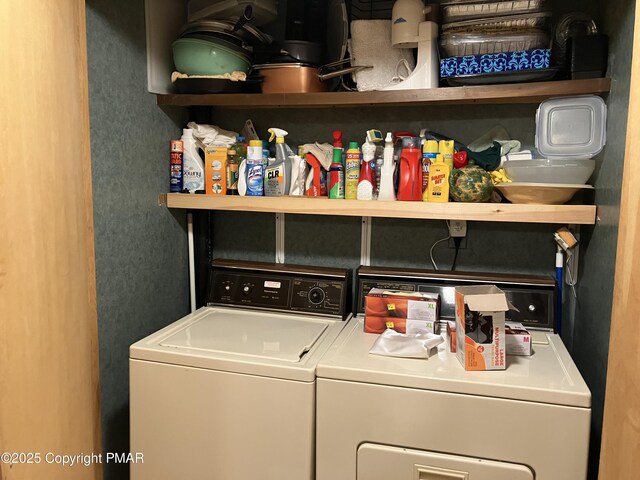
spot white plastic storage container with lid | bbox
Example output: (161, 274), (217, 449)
(535, 95), (607, 158)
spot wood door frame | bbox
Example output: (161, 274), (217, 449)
(599, 1), (640, 477)
(0, 1), (102, 479)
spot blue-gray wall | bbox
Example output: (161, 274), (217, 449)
(86, 1), (190, 479)
(214, 104), (559, 277)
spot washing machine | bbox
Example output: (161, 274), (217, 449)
(130, 259), (351, 480)
(315, 266), (591, 480)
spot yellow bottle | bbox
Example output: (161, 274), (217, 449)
(438, 140), (455, 171)
(345, 142), (360, 200)
(426, 154), (450, 203)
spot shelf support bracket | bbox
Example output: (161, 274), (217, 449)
(275, 213), (285, 264)
(361, 216), (372, 266)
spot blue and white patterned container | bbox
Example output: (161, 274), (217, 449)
(440, 49), (551, 78)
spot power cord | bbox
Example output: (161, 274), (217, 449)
(566, 250), (578, 298)
(430, 221), (451, 270)
(451, 237), (463, 271)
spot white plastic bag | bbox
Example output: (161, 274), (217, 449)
(369, 329), (444, 359)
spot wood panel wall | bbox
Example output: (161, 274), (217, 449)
(0, 1), (102, 479)
(599, 2), (640, 478)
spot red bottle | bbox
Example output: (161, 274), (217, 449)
(397, 147), (423, 201)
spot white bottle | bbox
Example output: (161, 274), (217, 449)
(238, 159), (248, 196)
(357, 137), (376, 200)
(181, 128), (205, 193)
(377, 132), (396, 201)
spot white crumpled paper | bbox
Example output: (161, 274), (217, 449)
(369, 329), (444, 359)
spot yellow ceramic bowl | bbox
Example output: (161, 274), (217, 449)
(495, 183), (594, 205)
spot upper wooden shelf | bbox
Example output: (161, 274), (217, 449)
(161, 193), (596, 225)
(156, 78), (611, 108)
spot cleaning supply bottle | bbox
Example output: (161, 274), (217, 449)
(245, 139), (264, 196)
(181, 128), (205, 193)
(238, 159), (248, 196)
(262, 140), (270, 166)
(264, 128), (292, 196)
(169, 139), (183, 193)
(426, 154), (450, 202)
(438, 139), (455, 171)
(422, 139), (438, 196)
(226, 136), (245, 195)
(329, 130), (345, 199)
(357, 130), (382, 200)
(377, 132), (396, 201)
(345, 142), (361, 200)
(397, 146), (422, 201)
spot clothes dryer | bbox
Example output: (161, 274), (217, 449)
(316, 267), (591, 480)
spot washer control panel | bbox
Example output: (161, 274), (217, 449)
(208, 260), (351, 319)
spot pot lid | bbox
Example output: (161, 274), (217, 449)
(181, 19), (272, 45)
(535, 95), (607, 159)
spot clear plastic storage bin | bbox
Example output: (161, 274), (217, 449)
(440, 30), (550, 56)
(504, 159), (595, 184)
(442, 0), (548, 23)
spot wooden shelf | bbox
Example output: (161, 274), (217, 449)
(156, 78), (611, 108)
(161, 193), (596, 225)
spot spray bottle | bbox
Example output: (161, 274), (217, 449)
(329, 130), (345, 199)
(345, 142), (361, 200)
(377, 132), (396, 201)
(264, 128), (292, 196)
(358, 130), (382, 200)
(181, 128), (205, 193)
(244, 139), (264, 196)
(439, 139), (455, 171)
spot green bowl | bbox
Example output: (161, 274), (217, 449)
(172, 37), (252, 76)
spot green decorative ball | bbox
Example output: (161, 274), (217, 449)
(449, 165), (494, 203)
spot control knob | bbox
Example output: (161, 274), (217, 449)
(308, 287), (325, 305)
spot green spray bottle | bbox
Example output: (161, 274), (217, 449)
(329, 130), (344, 199)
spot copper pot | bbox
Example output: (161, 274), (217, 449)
(254, 62), (370, 93)
(254, 63), (327, 93)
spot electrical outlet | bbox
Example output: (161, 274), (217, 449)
(449, 220), (467, 237)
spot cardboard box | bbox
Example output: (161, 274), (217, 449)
(455, 285), (512, 371)
(505, 321), (533, 356)
(446, 320), (456, 353)
(364, 289), (439, 334)
(205, 146), (227, 195)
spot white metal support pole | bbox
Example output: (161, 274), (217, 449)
(361, 216), (372, 266)
(187, 212), (196, 312)
(276, 213), (285, 264)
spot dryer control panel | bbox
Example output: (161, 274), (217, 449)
(356, 266), (556, 332)
(208, 259), (351, 319)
